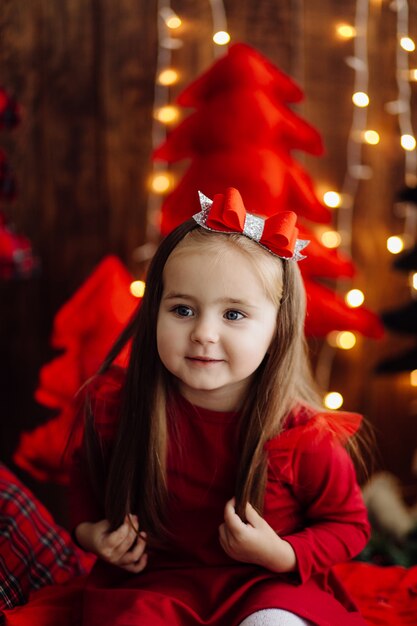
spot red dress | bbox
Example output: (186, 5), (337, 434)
(6, 368), (371, 626)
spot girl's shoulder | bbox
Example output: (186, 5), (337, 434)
(265, 403), (362, 453)
(264, 404), (363, 483)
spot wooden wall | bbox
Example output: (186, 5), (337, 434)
(0, 0), (416, 515)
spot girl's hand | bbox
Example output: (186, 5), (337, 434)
(219, 498), (297, 574)
(74, 514), (148, 573)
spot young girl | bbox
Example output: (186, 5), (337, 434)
(70, 187), (370, 626)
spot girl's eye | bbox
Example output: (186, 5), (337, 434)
(173, 305), (193, 317)
(224, 310), (244, 321)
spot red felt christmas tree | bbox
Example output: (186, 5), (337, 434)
(0, 87), (38, 280)
(153, 43), (383, 339)
(14, 256), (139, 483)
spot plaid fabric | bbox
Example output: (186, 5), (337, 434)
(0, 463), (89, 617)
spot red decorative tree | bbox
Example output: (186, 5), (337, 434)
(153, 43), (383, 339)
(0, 87), (38, 280)
(14, 256), (139, 483)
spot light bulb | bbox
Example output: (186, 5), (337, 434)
(363, 130), (380, 145)
(345, 289), (365, 307)
(150, 173), (172, 194)
(409, 69), (417, 81)
(324, 392), (344, 410)
(336, 331), (357, 350)
(320, 230), (342, 248)
(157, 68), (179, 86)
(155, 105), (180, 124)
(411, 370), (417, 387)
(400, 36), (415, 52)
(401, 134), (416, 151)
(130, 280), (146, 298)
(159, 7), (182, 29)
(336, 24), (356, 39)
(352, 92), (369, 107)
(412, 272), (417, 290)
(323, 191), (341, 208)
(213, 31), (230, 45)
(386, 236), (404, 254)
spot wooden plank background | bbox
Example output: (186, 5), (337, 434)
(0, 0), (416, 516)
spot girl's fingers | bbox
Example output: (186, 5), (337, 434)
(118, 535), (147, 566)
(223, 499), (245, 537)
(244, 502), (263, 528)
(122, 552), (148, 574)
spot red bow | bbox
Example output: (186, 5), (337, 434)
(204, 187), (299, 258)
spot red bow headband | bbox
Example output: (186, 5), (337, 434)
(192, 188), (309, 261)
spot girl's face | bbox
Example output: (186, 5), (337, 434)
(157, 244), (280, 411)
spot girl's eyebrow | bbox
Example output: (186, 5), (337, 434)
(163, 292), (258, 308)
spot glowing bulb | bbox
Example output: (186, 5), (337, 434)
(130, 280), (146, 298)
(337, 331), (357, 350)
(345, 289), (365, 307)
(155, 105), (180, 124)
(352, 92), (369, 107)
(324, 392), (344, 410)
(400, 36), (415, 52)
(409, 69), (417, 81)
(363, 130), (380, 145)
(386, 235), (404, 254)
(159, 7), (182, 29)
(323, 191), (341, 208)
(411, 370), (417, 387)
(321, 230), (342, 248)
(401, 134), (416, 151)
(157, 68), (179, 86)
(412, 272), (417, 290)
(150, 173), (173, 194)
(213, 31), (230, 45)
(167, 15), (181, 29)
(336, 23), (356, 39)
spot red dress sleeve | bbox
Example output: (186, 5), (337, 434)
(266, 410), (371, 584)
(68, 367), (124, 531)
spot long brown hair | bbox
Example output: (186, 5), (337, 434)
(85, 220), (320, 535)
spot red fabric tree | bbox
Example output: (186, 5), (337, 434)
(153, 43), (383, 339)
(13, 256), (139, 483)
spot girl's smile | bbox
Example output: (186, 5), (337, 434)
(156, 245), (280, 411)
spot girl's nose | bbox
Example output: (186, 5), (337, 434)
(190, 318), (219, 344)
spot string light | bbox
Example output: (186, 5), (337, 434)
(336, 23), (356, 39)
(159, 7), (182, 29)
(352, 91), (370, 107)
(209, 0), (229, 57)
(324, 392), (344, 410)
(327, 331), (357, 350)
(411, 370), (417, 387)
(320, 230), (342, 248)
(400, 36), (416, 52)
(345, 289), (365, 307)
(362, 129), (380, 144)
(157, 68), (179, 86)
(412, 272), (417, 290)
(213, 31), (230, 45)
(154, 105), (180, 124)
(130, 280), (146, 298)
(323, 191), (342, 207)
(386, 235), (405, 254)
(150, 172), (173, 194)
(401, 133), (416, 151)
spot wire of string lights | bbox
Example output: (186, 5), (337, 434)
(392, 0), (417, 253)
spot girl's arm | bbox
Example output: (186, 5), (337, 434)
(219, 433), (370, 579)
(219, 500), (297, 573)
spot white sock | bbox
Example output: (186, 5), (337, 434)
(239, 608), (313, 626)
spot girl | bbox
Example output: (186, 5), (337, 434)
(71, 187), (370, 626)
